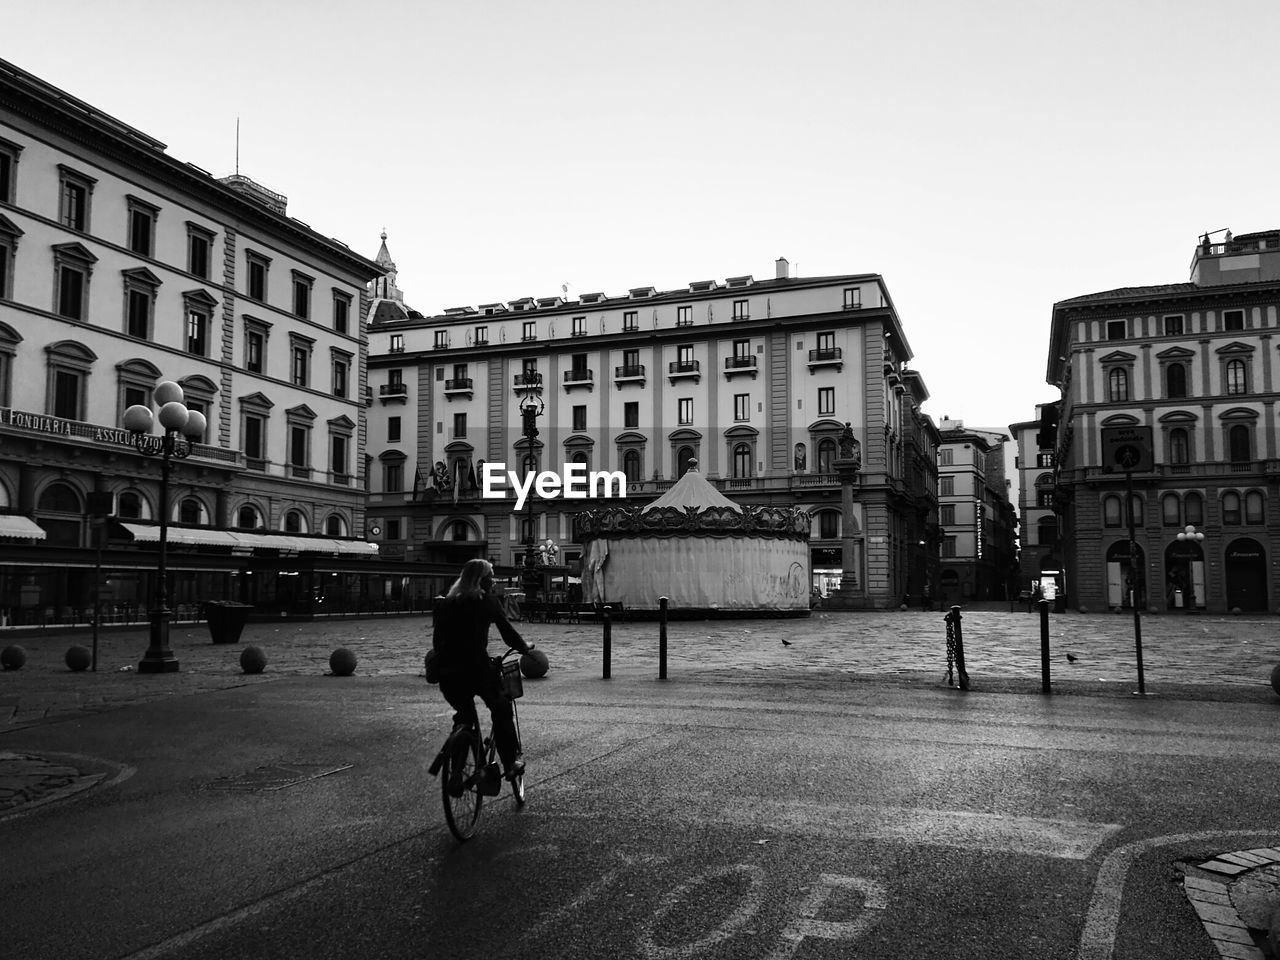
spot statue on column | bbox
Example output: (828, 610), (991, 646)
(838, 422), (861, 469)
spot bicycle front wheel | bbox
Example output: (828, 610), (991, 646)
(441, 733), (483, 841)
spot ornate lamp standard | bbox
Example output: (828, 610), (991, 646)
(517, 378), (545, 601)
(1176, 524), (1205, 612)
(123, 380), (207, 673)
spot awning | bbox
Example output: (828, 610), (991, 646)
(117, 523), (377, 555)
(0, 515), (47, 540)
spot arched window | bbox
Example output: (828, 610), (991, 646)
(1185, 492), (1204, 525)
(1103, 495), (1123, 527)
(732, 443), (751, 479)
(1168, 427), (1190, 464)
(283, 510), (307, 533)
(325, 514), (347, 537)
(1225, 358), (1247, 395)
(1108, 368), (1129, 402)
(1037, 517), (1057, 546)
(451, 520), (469, 541)
(1222, 491), (1241, 525)
(818, 510), (839, 539)
(38, 482), (80, 513)
(816, 438), (836, 474)
(623, 449), (641, 482)
(1129, 494), (1144, 526)
(179, 497), (205, 525)
(1228, 423), (1251, 462)
(1166, 363), (1187, 398)
(118, 491), (144, 519)
(1162, 493), (1181, 526)
(522, 453), (538, 476)
(237, 504), (263, 529)
(677, 446), (696, 477)
(570, 450), (588, 471)
(1246, 490), (1265, 524)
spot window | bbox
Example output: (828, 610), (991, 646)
(732, 443), (751, 478)
(283, 510), (306, 533)
(817, 438), (836, 474)
(1223, 310), (1244, 331)
(292, 271), (313, 319)
(732, 300), (749, 321)
(1037, 518), (1057, 547)
(389, 368), (404, 387)
(179, 498), (205, 525)
(1107, 368), (1129, 402)
(1164, 315), (1184, 336)
(815, 331), (835, 355)
(434, 330), (448, 349)
(623, 311), (638, 332)
(572, 315), (587, 336)
(325, 514), (347, 536)
(236, 504), (264, 530)
(0, 322), (18, 407)
(333, 291), (351, 334)
(58, 166), (95, 231)
(243, 414), (267, 464)
(940, 504), (955, 525)
(331, 433), (348, 481)
(624, 401), (639, 429)
(522, 320), (537, 341)
(453, 412), (466, 438)
(384, 459), (404, 493)
(623, 449), (641, 482)
(940, 476), (954, 496)
(244, 318), (269, 373)
(1162, 493), (1181, 526)
(1036, 452), (1055, 467)
(818, 387), (835, 416)
(819, 511), (839, 539)
(1223, 492), (1241, 525)
(572, 405), (587, 431)
(387, 417), (401, 442)
(1225, 358), (1247, 395)
(1106, 320), (1126, 340)
(1103, 495), (1122, 527)
(122, 269), (158, 339)
(331, 350), (351, 398)
(289, 334), (314, 387)
(53, 243), (96, 320)
(50, 367), (84, 419)
(288, 423), (311, 479)
(1166, 362), (1187, 398)
(1169, 427), (1190, 464)
(390, 333), (404, 353)
(1228, 423), (1251, 462)
(733, 338), (751, 359)
(940, 449), (954, 466)
(474, 325), (488, 345)
(734, 393), (749, 422)
(1246, 490), (1265, 524)
(677, 446), (696, 477)
(116, 359), (158, 423)
(127, 197), (158, 257)
(0, 137), (21, 204)
(182, 307), (208, 356)
(247, 251), (269, 302)
(941, 538), (957, 558)
(676, 305), (692, 327)
(1185, 492), (1204, 525)
(842, 288), (861, 310)
(0, 223), (16, 300)
(678, 398), (693, 425)
(187, 223), (213, 279)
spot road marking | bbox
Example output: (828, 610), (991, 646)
(767, 874), (888, 960)
(637, 864), (767, 959)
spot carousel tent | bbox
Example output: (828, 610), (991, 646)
(578, 466), (811, 616)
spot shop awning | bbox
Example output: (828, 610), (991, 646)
(0, 515), (47, 540)
(117, 524), (377, 555)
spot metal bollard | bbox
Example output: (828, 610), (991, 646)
(658, 596), (668, 680)
(602, 605), (612, 680)
(944, 605), (969, 691)
(1039, 599), (1051, 693)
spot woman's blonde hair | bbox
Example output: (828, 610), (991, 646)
(446, 558), (494, 600)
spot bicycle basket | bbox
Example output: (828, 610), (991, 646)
(500, 659), (524, 700)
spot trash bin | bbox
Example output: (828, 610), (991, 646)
(204, 601), (253, 645)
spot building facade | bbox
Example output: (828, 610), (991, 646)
(0, 58), (394, 626)
(365, 254), (940, 609)
(1009, 402), (1062, 598)
(1047, 229), (1280, 613)
(935, 419), (1017, 603)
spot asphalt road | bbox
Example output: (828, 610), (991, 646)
(3, 665), (1277, 960)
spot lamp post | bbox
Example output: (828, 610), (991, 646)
(517, 377), (544, 601)
(1176, 524), (1205, 613)
(123, 380), (207, 673)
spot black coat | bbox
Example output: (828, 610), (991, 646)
(432, 594), (526, 678)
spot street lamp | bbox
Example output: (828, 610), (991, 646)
(123, 380), (207, 673)
(517, 377), (544, 601)
(1175, 524), (1205, 613)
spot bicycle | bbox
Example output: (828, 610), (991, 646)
(429, 646), (528, 841)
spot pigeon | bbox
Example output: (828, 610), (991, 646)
(1066, 653), (1078, 663)
(781, 639), (792, 646)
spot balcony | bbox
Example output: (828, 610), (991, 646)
(723, 355), (758, 380)
(513, 372), (544, 393)
(667, 359), (701, 384)
(379, 382), (408, 405)
(563, 368), (594, 393)
(614, 363), (647, 388)
(444, 377), (473, 400)
(807, 346), (844, 372)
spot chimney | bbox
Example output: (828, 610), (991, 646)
(775, 257), (789, 280)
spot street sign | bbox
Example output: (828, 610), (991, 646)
(1101, 425), (1153, 473)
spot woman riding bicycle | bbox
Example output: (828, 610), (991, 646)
(432, 558), (533, 782)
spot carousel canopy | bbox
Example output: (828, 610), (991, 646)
(642, 465), (741, 514)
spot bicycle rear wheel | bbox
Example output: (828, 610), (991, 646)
(441, 732), (483, 841)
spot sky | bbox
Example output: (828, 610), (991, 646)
(10, 0), (1280, 441)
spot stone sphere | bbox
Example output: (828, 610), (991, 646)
(1232, 607), (1243, 616)
(65, 645), (92, 672)
(329, 647), (357, 676)
(1, 644), (26, 671)
(1271, 663), (1280, 698)
(240, 645), (267, 674)
(520, 648), (549, 679)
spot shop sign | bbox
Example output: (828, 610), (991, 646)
(0, 407), (135, 447)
